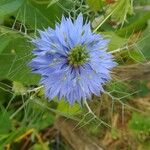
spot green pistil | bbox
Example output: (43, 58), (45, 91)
(68, 45), (89, 67)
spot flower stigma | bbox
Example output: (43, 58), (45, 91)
(68, 45), (89, 67)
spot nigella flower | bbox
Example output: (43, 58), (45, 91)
(29, 14), (117, 105)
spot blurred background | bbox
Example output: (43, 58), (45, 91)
(0, 0), (150, 150)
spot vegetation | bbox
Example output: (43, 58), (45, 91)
(0, 0), (150, 149)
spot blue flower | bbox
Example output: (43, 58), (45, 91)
(29, 14), (116, 105)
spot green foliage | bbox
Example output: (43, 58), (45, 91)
(0, 34), (12, 53)
(0, 127), (27, 148)
(0, 35), (40, 84)
(22, 0), (62, 28)
(57, 99), (82, 116)
(33, 112), (55, 130)
(136, 20), (150, 59)
(136, 0), (150, 5)
(0, 111), (11, 135)
(105, 32), (127, 51)
(32, 143), (49, 150)
(86, 0), (103, 12)
(0, 0), (24, 17)
(129, 113), (150, 133)
(0, 80), (12, 104)
(128, 50), (146, 62)
(109, 0), (134, 25)
(117, 11), (150, 37)
(47, 0), (59, 8)
(135, 81), (150, 97)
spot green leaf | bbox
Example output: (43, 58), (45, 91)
(16, 0), (62, 29)
(117, 11), (150, 37)
(104, 32), (127, 51)
(107, 80), (131, 99)
(0, 111), (11, 135)
(136, 20), (150, 59)
(33, 112), (54, 130)
(136, 81), (150, 97)
(0, 34), (11, 54)
(0, 32), (40, 84)
(32, 143), (49, 150)
(0, 127), (26, 148)
(109, 0), (133, 25)
(86, 0), (103, 12)
(128, 50), (145, 62)
(57, 99), (82, 116)
(47, 0), (59, 8)
(128, 113), (150, 132)
(0, 0), (24, 17)
(135, 0), (150, 5)
(0, 80), (12, 104)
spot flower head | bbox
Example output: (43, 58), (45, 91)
(29, 14), (116, 105)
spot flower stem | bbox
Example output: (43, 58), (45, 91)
(83, 99), (96, 118)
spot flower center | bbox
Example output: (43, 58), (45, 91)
(68, 45), (89, 67)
